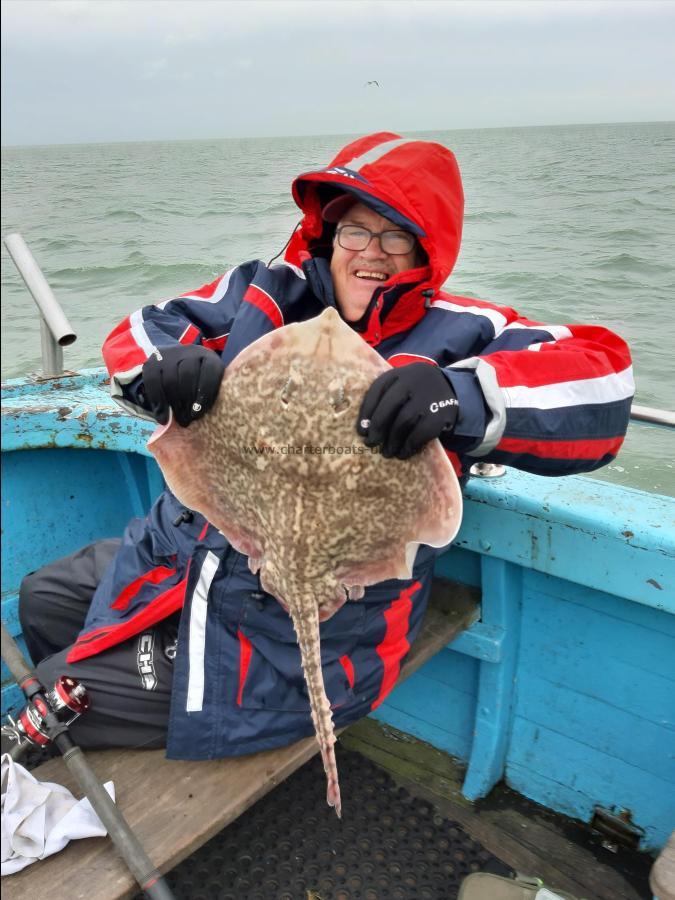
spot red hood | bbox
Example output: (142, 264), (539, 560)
(286, 132), (464, 295)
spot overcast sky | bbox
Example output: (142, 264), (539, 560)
(2, 0), (674, 146)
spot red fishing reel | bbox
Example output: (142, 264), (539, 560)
(9, 675), (90, 748)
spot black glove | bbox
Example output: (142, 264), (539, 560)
(142, 344), (224, 427)
(357, 363), (459, 459)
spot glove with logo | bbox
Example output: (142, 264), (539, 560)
(142, 344), (225, 427)
(357, 363), (459, 460)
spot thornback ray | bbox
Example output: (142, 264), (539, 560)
(147, 307), (463, 817)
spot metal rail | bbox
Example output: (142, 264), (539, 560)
(630, 405), (675, 428)
(4, 232), (76, 378)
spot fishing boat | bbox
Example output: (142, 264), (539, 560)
(2, 234), (673, 900)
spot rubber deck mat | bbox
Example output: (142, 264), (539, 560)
(152, 745), (513, 900)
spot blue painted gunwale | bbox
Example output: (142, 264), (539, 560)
(2, 368), (674, 851)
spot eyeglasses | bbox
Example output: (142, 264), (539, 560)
(335, 224), (416, 256)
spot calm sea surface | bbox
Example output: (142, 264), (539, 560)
(2, 123), (674, 494)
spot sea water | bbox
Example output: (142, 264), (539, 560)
(1, 122), (674, 494)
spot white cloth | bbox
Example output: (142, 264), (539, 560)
(1, 753), (115, 875)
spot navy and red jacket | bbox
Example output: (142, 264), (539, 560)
(69, 133), (634, 759)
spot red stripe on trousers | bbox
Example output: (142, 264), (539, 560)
(243, 285), (283, 329)
(371, 580), (421, 710)
(236, 629), (253, 706)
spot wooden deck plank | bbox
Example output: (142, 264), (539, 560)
(3, 579), (479, 900)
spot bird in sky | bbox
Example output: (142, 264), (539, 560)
(364, 80), (380, 87)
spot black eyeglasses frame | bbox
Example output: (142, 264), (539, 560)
(335, 224), (416, 256)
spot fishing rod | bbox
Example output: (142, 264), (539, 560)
(1, 620), (175, 900)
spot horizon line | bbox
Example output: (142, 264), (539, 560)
(2, 118), (673, 151)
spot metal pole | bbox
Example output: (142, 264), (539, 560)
(1, 621), (175, 900)
(40, 318), (64, 375)
(3, 232), (76, 377)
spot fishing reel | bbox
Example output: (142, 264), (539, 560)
(2, 675), (90, 752)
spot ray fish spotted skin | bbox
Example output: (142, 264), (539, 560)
(148, 308), (463, 817)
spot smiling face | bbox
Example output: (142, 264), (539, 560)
(329, 202), (419, 323)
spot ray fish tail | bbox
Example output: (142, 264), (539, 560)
(289, 593), (342, 818)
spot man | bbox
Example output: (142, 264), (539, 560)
(19, 132), (634, 757)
